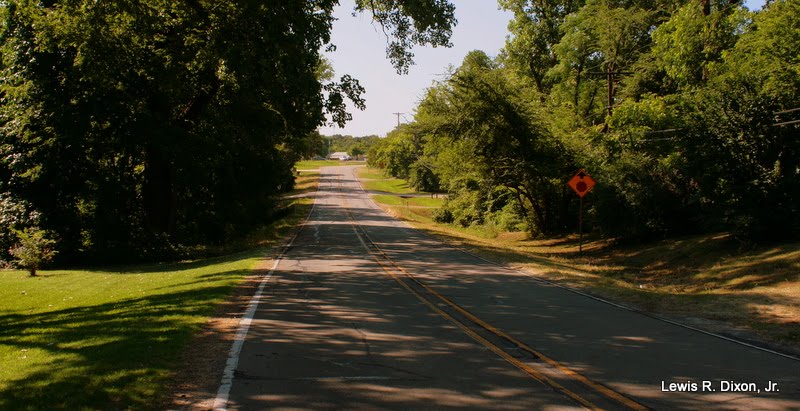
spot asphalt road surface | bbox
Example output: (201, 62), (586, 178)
(217, 166), (800, 411)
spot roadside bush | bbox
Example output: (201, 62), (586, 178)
(489, 202), (527, 232)
(445, 191), (485, 227)
(590, 150), (700, 239)
(432, 208), (454, 224)
(680, 72), (800, 241)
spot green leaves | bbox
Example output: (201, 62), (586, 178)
(651, 1), (749, 88)
(500, 0), (585, 92)
(9, 226), (57, 276)
(409, 51), (573, 235)
(721, 0), (800, 102)
(355, 0), (457, 74)
(391, 0), (800, 242)
(0, 0), (458, 260)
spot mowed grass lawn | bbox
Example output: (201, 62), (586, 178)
(0, 180), (317, 409)
(371, 194), (444, 208)
(0, 255), (257, 409)
(356, 167), (386, 180)
(359, 168), (445, 222)
(357, 167), (417, 194)
(295, 159), (364, 170)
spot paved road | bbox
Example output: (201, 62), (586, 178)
(220, 166), (800, 410)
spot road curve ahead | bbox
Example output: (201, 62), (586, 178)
(219, 166), (799, 411)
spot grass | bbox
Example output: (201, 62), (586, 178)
(288, 170), (320, 196)
(0, 255), (257, 409)
(295, 159), (363, 170)
(357, 167), (418, 194)
(359, 169), (800, 353)
(371, 194), (445, 208)
(0, 176), (319, 410)
(362, 178), (417, 194)
(357, 167), (388, 180)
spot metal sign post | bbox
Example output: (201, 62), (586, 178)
(579, 195), (583, 252)
(568, 169), (596, 253)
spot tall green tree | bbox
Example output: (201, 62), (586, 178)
(417, 51), (574, 235)
(679, 0), (800, 239)
(550, 0), (655, 124)
(500, 0), (586, 93)
(651, 0), (747, 88)
(0, 0), (457, 261)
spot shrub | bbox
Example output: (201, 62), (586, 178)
(432, 208), (454, 224)
(490, 202), (527, 232)
(0, 192), (42, 265)
(9, 227), (57, 277)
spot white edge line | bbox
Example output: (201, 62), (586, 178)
(211, 171), (322, 411)
(352, 166), (800, 363)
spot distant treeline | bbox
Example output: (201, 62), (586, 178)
(305, 134), (381, 159)
(369, 0), (800, 242)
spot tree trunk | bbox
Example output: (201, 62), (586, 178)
(143, 146), (177, 234)
(140, 72), (218, 236)
(521, 188), (547, 235)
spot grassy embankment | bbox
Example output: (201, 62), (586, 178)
(357, 167), (800, 354)
(358, 167), (445, 217)
(0, 171), (320, 410)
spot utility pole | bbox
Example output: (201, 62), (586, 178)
(392, 112), (404, 128)
(587, 65), (632, 129)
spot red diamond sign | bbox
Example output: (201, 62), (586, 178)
(568, 169), (596, 198)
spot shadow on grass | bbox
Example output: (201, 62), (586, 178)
(412, 224), (799, 291)
(583, 234), (800, 291)
(393, 221), (800, 350)
(0, 175), (320, 410)
(0, 269), (250, 410)
(83, 248), (266, 275)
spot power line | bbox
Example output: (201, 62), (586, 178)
(774, 107), (800, 127)
(644, 128), (683, 136)
(774, 108), (800, 116)
(774, 119), (800, 127)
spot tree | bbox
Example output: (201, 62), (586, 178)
(368, 128), (417, 179)
(651, 0), (748, 88)
(500, 0), (586, 93)
(0, 191), (42, 265)
(0, 1), (457, 261)
(355, 0), (457, 74)
(416, 51), (574, 235)
(9, 227), (57, 277)
(550, 0), (655, 124)
(679, 0), (800, 240)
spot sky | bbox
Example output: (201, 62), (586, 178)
(318, 0), (766, 138)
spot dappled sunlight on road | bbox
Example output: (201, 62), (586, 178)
(219, 166), (800, 410)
